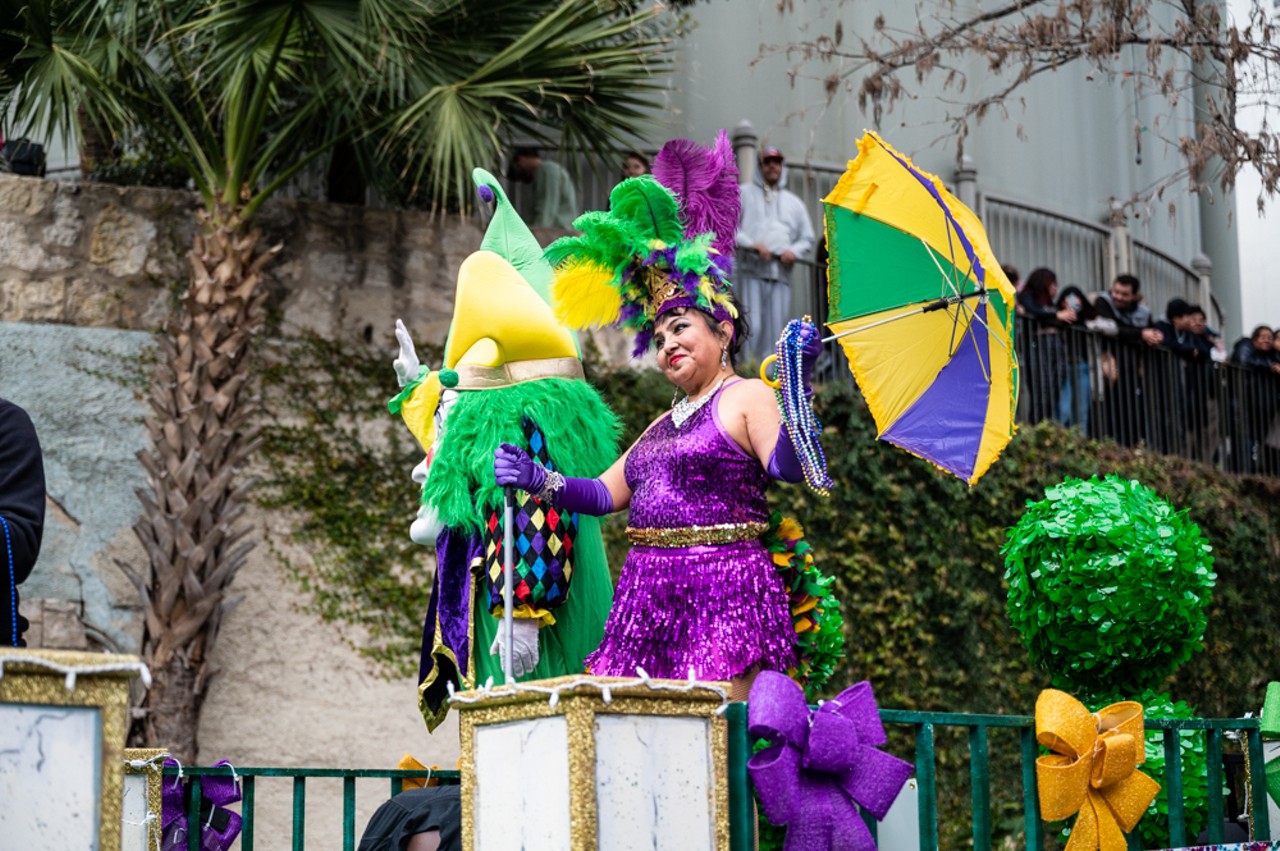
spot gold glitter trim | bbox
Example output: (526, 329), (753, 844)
(566, 700), (598, 849)
(456, 675), (730, 850)
(453, 357), (584, 390)
(459, 709), (475, 851)
(626, 522), (768, 548)
(0, 649), (145, 851)
(124, 747), (166, 851)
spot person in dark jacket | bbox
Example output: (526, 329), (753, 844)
(0, 397), (46, 647)
(1091, 274), (1163, 447)
(1016, 268), (1075, 424)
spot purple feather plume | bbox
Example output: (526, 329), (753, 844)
(653, 130), (741, 270)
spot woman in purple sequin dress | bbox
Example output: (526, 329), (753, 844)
(492, 133), (825, 695)
(495, 305), (822, 693)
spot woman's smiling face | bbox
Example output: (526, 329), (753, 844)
(653, 308), (730, 391)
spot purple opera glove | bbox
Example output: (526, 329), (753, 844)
(768, 322), (823, 483)
(555, 476), (615, 516)
(494, 443), (546, 492)
(494, 443), (615, 515)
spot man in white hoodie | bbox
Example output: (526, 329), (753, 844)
(735, 146), (816, 358)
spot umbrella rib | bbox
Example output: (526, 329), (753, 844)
(919, 238), (1009, 356)
(919, 237), (968, 358)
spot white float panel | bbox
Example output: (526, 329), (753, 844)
(594, 714), (715, 851)
(474, 715), (572, 850)
(0, 703), (103, 851)
(878, 777), (920, 849)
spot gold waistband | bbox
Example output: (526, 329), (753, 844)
(454, 357), (584, 390)
(625, 522), (768, 548)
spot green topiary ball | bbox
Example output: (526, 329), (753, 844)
(1003, 475), (1215, 693)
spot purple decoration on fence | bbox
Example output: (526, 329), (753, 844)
(161, 758), (243, 851)
(748, 672), (913, 851)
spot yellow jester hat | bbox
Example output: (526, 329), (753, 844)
(390, 168), (582, 452)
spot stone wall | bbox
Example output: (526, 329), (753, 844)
(0, 172), (489, 344)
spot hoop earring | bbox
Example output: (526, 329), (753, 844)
(720, 346), (729, 369)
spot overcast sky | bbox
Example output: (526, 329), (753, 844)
(1231, 0), (1279, 333)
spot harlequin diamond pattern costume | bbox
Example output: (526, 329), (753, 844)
(390, 169), (618, 730)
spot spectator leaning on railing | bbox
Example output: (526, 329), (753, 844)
(735, 145), (815, 357)
(1017, 268), (1075, 425)
(1091, 274), (1163, 447)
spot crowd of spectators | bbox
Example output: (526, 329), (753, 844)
(1012, 264), (1280, 472)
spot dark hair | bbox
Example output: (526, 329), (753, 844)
(624, 151), (649, 170)
(512, 146), (540, 160)
(1166, 298), (1194, 320)
(1251, 324), (1274, 343)
(657, 300), (750, 367)
(1024, 267), (1058, 306)
(1056, 285), (1098, 321)
(1001, 263), (1020, 284)
(1114, 273), (1141, 293)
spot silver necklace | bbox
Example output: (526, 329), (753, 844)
(671, 376), (727, 428)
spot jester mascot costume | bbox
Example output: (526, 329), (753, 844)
(390, 169), (619, 730)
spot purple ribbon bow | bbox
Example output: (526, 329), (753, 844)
(161, 759), (243, 851)
(748, 671), (913, 851)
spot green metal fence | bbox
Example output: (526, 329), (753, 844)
(165, 710), (1273, 850)
(162, 766), (460, 851)
(726, 705), (1274, 851)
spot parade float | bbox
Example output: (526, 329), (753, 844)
(3, 134), (1279, 851)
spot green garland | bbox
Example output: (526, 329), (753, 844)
(761, 512), (845, 699)
(1003, 475), (1216, 693)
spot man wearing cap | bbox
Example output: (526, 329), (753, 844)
(735, 145), (816, 358)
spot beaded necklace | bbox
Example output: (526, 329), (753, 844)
(671, 376), (728, 428)
(775, 320), (834, 496)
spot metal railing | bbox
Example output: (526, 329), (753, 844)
(1015, 317), (1280, 476)
(162, 711), (1273, 850)
(161, 766), (460, 851)
(725, 706), (1273, 851)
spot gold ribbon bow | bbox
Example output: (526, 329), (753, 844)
(1035, 689), (1161, 851)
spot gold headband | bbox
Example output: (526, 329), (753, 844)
(452, 357), (585, 390)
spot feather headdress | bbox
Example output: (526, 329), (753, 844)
(548, 131), (741, 355)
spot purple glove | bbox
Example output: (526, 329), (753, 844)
(767, 322), (822, 483)
(493, 443), (615, 516)
(494, 443), (546, 492)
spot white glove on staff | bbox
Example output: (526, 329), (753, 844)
(392, 318), (421, 387)
(490, 618), (541, 678)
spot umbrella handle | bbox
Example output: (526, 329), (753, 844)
(760, 354), (781, 389)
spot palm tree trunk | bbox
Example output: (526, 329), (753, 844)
(127, 206), (275, 762)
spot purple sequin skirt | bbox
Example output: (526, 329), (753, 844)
(584, 539), (796, 680)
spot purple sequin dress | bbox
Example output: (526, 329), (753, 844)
(584, 381), (796, 680)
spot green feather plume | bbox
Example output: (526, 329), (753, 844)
(607, 175), (683, 245)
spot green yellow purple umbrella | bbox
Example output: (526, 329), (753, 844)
(821, 131), (1018, 484)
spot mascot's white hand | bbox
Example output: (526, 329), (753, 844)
(489, 618), (540, 678)
(393, 318), (421, 387)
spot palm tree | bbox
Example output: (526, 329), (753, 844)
(3, 0), (675, 762)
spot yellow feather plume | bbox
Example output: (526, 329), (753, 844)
(551, 260), (622, 329)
